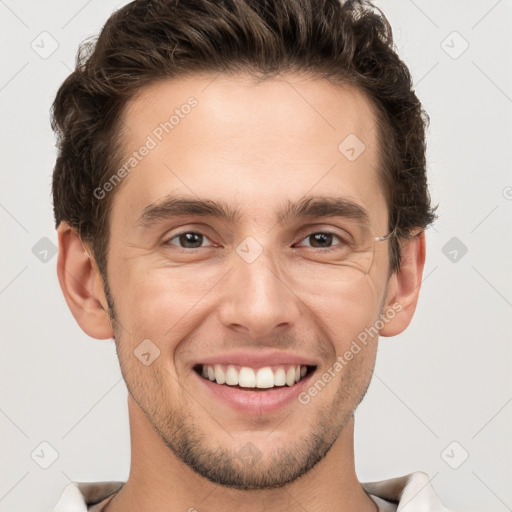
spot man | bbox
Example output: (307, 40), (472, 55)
(52, 0), (451, 510)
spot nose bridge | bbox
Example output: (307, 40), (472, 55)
(217, 240), (300, 338)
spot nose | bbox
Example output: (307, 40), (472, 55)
(217, 246), (301, 339)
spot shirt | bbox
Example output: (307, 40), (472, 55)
(53, 471), (454, 511)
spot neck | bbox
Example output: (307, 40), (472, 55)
(105, 396), (377, 512)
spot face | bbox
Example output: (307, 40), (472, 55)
(103, 73), (395, 489)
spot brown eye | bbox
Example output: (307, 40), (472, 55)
(296, 232), (343, 249)
(165, 232), (211, 249)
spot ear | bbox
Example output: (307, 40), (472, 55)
(379, 231), (426, 337)
(56, 222), (114, 339)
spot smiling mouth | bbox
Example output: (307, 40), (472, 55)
(193, 363), (317, 391)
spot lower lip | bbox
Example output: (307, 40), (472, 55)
(194, 369), (315, 415)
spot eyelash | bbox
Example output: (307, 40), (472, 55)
(163, 230), (348, 251)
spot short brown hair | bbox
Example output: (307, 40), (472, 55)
(51, 0), (436, 277)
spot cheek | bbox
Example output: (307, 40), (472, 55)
(294, 274), (385, 351)
(108, 262), (222, 346)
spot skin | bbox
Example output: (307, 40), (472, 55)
(57, 73), (425, 512)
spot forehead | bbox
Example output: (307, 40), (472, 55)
(111, 73), (387, 230)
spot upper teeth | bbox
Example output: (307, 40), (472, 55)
(201, 364), (308, 388)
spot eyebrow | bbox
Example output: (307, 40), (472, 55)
(136, 194), (370, 228)
(278, 195), (369, 224)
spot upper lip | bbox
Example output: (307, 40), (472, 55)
(194, 349), (318, 369)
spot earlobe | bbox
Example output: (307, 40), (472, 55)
(379, 231), (426, 337)
(56, 222), (114, 340)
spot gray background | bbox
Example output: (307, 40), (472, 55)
(1, 1), (511, 511)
